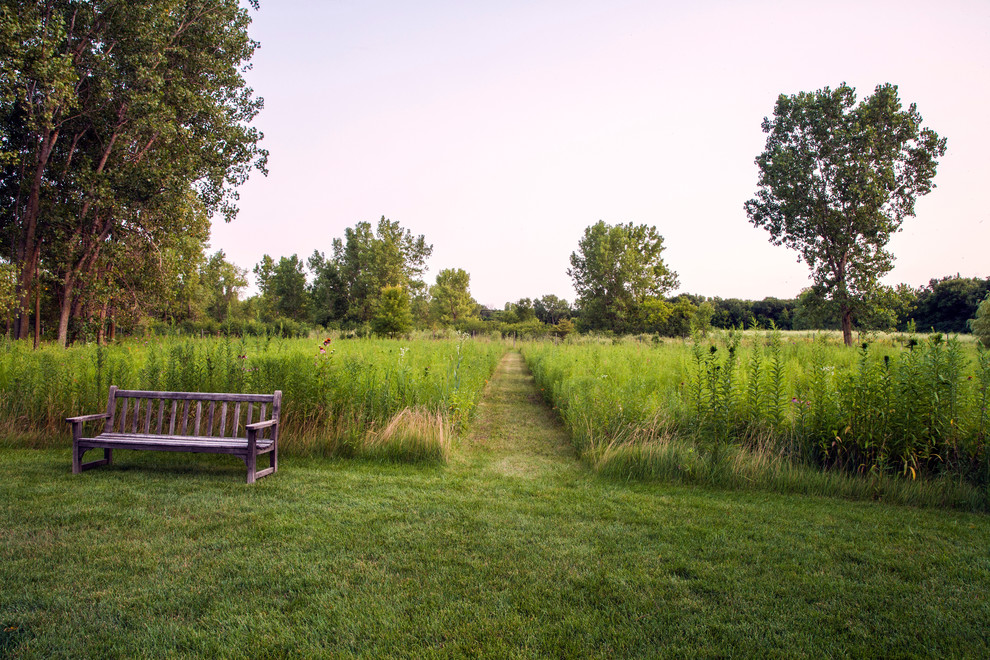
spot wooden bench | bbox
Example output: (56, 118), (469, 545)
(67, 386), (282, 484)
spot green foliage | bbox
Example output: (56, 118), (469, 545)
(254, 254), (309, 322)
(533, 294), (571, 325)
(568, 220), (679, 332)
(371, 286), (413, 337)
(333, 217), (433, 323)
(1, 0), (266, 344)
(972, 294), (990, 348)
(745, 83), (947, 345)
(917, 276), (990, 333)
(429, 268), (477, 326)
(200, 250), (248, 323)
(525, 332), (989, 505)
(0, 335), (504, 456)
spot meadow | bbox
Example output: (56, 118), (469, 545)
(525, 330), (990, 510)
(1, 353), (987, 657)
(0, 333), (505, 461)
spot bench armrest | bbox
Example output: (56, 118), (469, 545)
(245, 418), (278, 431)
(66, 413), (110, 424)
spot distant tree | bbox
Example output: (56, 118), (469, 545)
(534, 294), (571, 325)
(971, 294), (990, 348)
(690, 301), (715, 336)
(568, 221), (679, 332)
(429, 268), (477, 326)
(254, 255), (308, 322)
(744, 83), (946, 346)
(662, 296), (697, 338)
(201, 251), (248, 323)
(371, 286), (413, 337)
(639, 297), (672, 334)
(334, 217), (432, 323)
(553, 317), (576, 339)
(512, 298), (536, 323)
(911, 276), (990, 333)
(307, 250), (348, 326)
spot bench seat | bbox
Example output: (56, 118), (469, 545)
(80, 433), (276, 454)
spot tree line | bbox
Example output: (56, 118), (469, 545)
(1, 13), (984, 350)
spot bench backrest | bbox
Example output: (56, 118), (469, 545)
(104, 387), (281, 441)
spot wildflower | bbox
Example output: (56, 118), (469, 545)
(319, 346), (326, 354)
(323, 337), (332, 346)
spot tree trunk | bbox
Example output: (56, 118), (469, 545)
(16, 131), (60, 340)
(96, 301), (108, 346)
(841, 305), (854, 347)
(56, 275), (76, 348)
(34, 280), (41, 349)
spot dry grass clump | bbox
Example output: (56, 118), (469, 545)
(358, 407), (451, 463)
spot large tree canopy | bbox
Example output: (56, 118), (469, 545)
(0, 0), (267, 345)
(744, 83), (946, 346)
(568, 220), (678, 332)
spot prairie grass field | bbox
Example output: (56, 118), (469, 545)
(1, 353), (988, 658)
(525, 330), (990, 510)
(0, 333), (505, 460)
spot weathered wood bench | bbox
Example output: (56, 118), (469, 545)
(67, 386), (282, 484)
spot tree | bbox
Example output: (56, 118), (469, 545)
(911, 276), (990, 333)
(0, 1), (267, 345)
(307, 250), (348, 326)
(534, 294), (571, 325)
(0, 260), (17, 337)
(371, 286), (412, 337)
(429, 268), (477, 326)
(971, 294), (990, 348)
(333, 217), (432, 323)
(254, 254), (308, 322)
(568, 221), (679, 332)
(744, 83), (946, 346)
(201, 251), (248, 323)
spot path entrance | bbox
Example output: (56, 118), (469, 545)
(457, 351), (577, 478)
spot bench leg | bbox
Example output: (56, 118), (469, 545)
(73, 446), (112, 474)
(72, 442), (84, 474)
(246, 451), (256, 485)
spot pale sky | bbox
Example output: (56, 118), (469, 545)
(210, 0), (990, 309)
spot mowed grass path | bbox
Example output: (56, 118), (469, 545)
(1, 352), (989, 657)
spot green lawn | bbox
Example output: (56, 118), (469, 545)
(1, 354), (988, 658)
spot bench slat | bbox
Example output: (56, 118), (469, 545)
(206, 402), (216, 437)
(180, 400), (190, 435)
(143, 400), (152, 434)
(219, 403), (228, 438)
(113, 389), (275, 403)
(169, 400), (177, 435)
(119, 399), (128, 434)
(155, 400), (164, 434)
(80, 434), (274, 455)
(194, 401), (202, 436)
(232, 402), (241, 437)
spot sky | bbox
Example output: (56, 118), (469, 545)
(210, 0), (990, 309)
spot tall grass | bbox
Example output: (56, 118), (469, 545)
(525, 331), (990, 510)
(0, 333), (504, 458)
